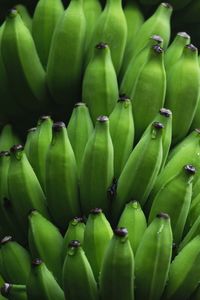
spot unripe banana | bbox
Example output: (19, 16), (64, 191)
(62, 240), (98, 300)
(86, 0), (127, 74)
(118, 201), (147, 254)
(83, 208), (113, 281)
(67, 103), (93, 176)
(165, 44), (200, 145)
(162, 235), (200, 300)
(26, 259), (65, 300)
(1, 9), (51, 114)
(149, 165), (195, 245)
(62, 217), (85, 262)
(15, 4), (32, 32)
(135, 213), (172, 300)
(0, 125), (20, 152)
(45, 122), (80, 230)
(28, 210), (63, 285)
(79, 116), (114, 217)
(184, 193), (200, 233)
(179, 215), (200, 251)
(109, 95), (134, 179)
(99, 227), (134, 300)
(164, 32), (191, 69)
(1, 283), (27, 300)
(112, 121), (164, 224)
(46, 0), (86, 110)
(32, 0), (64, 68)
(82, 43), (118, 123)
(0, 236), (31, 284)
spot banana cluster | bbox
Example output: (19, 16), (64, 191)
(0, 0), (200, 299)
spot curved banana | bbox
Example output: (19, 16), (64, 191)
(111, 121), (164, 224)
(46, 0), (86, 110)
(99, 227), (134, 300)
(83, 208), (113, 281)
(15, 4), (32, 32)
(109, 95), (134, 179)
(26, 259), (65, 300)
(118, 201), (147, 254)
(45, 122), (80, 230)
(62, 240), (98, 300)
(32, 0), (64, 68)
(24, 128), (37, 161)
(149, 164), (195, 245)
(67, 102), (94, 176)
(0, 125), (20, 152)
(0, 236), (31, 284)
(184, 192), (200, 233)
(135, 213), (172, 300)
(82, 42), (118, 123)
(1, 283), (27, 300)
(79, 116), (114, 217)
(28, 210), (63, 285)
(179, 215), (200, 251)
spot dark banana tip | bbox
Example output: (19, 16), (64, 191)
(114, 227), (128, 237)
(68, 240), (81, 248)
(52, 121), (66, 132)
(39, 115), (51, 122)
(184, 164), (196, 175)
(159, 108), (172, 117)
(1, 283), (11, 296)
(0, 151), (10, 157)
(74, 102), (86, 107)
(162, 3), (173, 9)
(28, 208), (37, 217)
(152, 44), (164, 54)
(195, 128), (200, 134)
(32, 258), (43, 267)
(151, 35), (163, 43)
(10, 144), (23, 153)
(27, 127), (37, 133)
(73, 216), (85, 223)
(7, 8), (18, 18)
(177, 32), (190, 39)
(95, 42), (108, 49)
(97, 116), (108, 122)
(90, 208), (102, 215)
(153, 121), (164, 129)
(156, 212), (169, 219)
(118, 94), (130, 102)
(1, 236), (12, 245)
(186, 44), (198, 52)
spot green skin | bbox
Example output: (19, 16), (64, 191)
(165, 45), (200, 145)
(163, 235), (200, 300)
(62, 245), (98, 300)
(85, 0), (127, 75)
(0, 125), (20, 152)
(26, 261), (65, 300)
(82, 44), (118, 124)
(179, 215), (200, 251)
(111, 122), (163, 225)
(1, 11), (50, 114)
(149, 167), (194, 245)
(99, 231), (134, 300)
(83, 211), (113, 281)
(67, 103), (94, 177)
(46, 0), (86, 108)
(24, 129), (37, 162)
(0, 239), (31, 284)
(1, 284), (27, 300)
(45, 125), (80, 230)
(184, 192), (200, 233)
(32, 0), (64, 68)
(28, 210), (63, 286)
(109, 99), (134, 179)
(15, 4), (32, 32)
(118, 201), (147, 254)
(79, 118), (114, 217)
(135, 215), (172, 300)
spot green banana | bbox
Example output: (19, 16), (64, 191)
(165, 44), (200, 145)
(79, 116), (114, 217)
(184, 192), (200, 233)
(28, 210), (63, 285)
(162, 235), (200, 300)
(45, 121), (80, 230)
(99, 227), (134, 300)
(1, 9), (51, 114)
(24, 128), (37, 161)
(0, 125), (20, 152)
(82, 42), (118, 123)
(111, 121), (164, 224)
(135, 213), (172, 300)
(7, 145), (49, 238)
(46, 0), (86, 110)
(86, 0), (127, 75)
(0, 236), (31, 284)
(83, 208), (113, 281)
(15, 4), (32, 32)
(62, 217), (85, 262)
(179, 215), (200, 251)
(32, 0), (64, 68)
(118, 201), (147, 254)
(164, 32), (191, 69)
(149, 165), (195, 245)
(26, 259), (65, 300)
(62, 240), (98, 300)
(109, 95), (134, 179)
(67, 102), (94, 176)
(1, 283), (27, 300)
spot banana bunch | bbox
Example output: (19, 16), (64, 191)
(1, 0), (200, 299)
